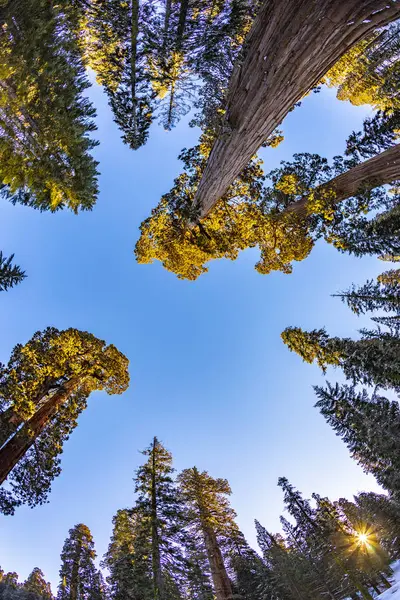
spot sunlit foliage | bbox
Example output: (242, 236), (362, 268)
(0, 328), (129, 514)
(0, 0), (99, 211)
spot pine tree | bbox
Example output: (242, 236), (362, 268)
(0, 252), (25, 292)
(103, 508), (152, 600)
(281, 322), (400, 391)
(314, 383), (400, 496)
(182, 535), (214, 600)
(23, 569), (53, 600)
(352, 492), (400, 559)
(0, 0), (99, 211)
(83, 0), (157, 149)
(133, 436), (187, 600)
(333, 268), (400, 316)
(255, 520), (313, 600)
(57, 524), (104, 600)
(0, 328), (129, 513)
(324, 22), (400, 112)
(177, 467), (239, 600)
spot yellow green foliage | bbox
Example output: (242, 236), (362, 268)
(324, 27), (400, 111)
(135, 144), (316, 279)
(0, 328), (130, 421)
(377, 268), (400, 286)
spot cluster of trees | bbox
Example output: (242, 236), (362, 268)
(81, 0), (259, 143)
(0, 567), (53, 600)
(2, 0), (399, 286)
(135, 7), (400, 279)
(0, 0), (99, 291)
(3, 437), (400, 600)
(0, 327), (130, 515)
(0, 0), (263, 290)
(282, 265), (400, 500)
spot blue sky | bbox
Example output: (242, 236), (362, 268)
(0, 83), (385, 591)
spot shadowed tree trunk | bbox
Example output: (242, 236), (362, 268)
(0, 377), (83, 484)
(130, 0), (139, 136)
(70, 531), (83, 600)
(288, 143), (400, 216)
(193, 0), (400, 218)
(151, 437), (164, 600)
(202, 524), (234, 600)
(0, 379), (67, 448)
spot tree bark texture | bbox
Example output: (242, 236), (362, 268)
(287, 143), (400, 216)
(0, 377), (82, 484)
(202, 524), (234, 600)
(70, 533), (83, 600)
(0, 407), (23, 448)
(193, 0), (400, 218)
(151, 438), (164, 600)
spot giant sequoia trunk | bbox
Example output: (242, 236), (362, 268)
(0, 379), (68, 448)
(202, 524), (234, 600)
(0, 407), (24, 448)
(288, 143), (400, 216)
(193, 0), (400, 218)
(0, 377), (82, 484)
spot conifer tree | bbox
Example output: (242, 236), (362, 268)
(255, 521), (314, 600)
(23, 569), (53, 600)
(278, 478), (377, 600)
(0, 252), (25, 292)
(83, 0), (157, 149)
(351, 492), (400, 559)
(314, 383), (400, 496)
(0, 328), (129, 513)
(177, 467), (239, 600)
(281, 322), (400, 391)
(333, 269), (400, 317)
(57, 524), (104, 600)
(103, 508), (152, 600)
(133, 437), (187, 600)
(182, 536), (214, 600)
(324, 22), (400, 112)
(0, 0), (99, 211)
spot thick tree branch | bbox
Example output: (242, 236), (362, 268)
(287, 143), (400, 216)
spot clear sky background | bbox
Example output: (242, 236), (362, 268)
(0, 82), (386, 591)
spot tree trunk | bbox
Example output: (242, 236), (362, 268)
(287, 143), (400, 217)
(380, 574), (392, 589)
(176, 0), (189, 52)
(151, 437), (164, 600)
(0, 407), (23, 448)
(70, 533), (83, 600)
(202, 524), (233, 600)
(131, 0), (139, 134)
(193, 0), (400, 218)
(0, 377), (82, 484)
(162, 0), (172, 52)
(0, 380), (63, 447)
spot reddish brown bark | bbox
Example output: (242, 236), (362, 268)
(151, 437), (164, 600)
(202, 525), (233, 600)
(287, 143), (400, 216)
(193, 0), (400, 218)
(0, 377), (83, 484)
